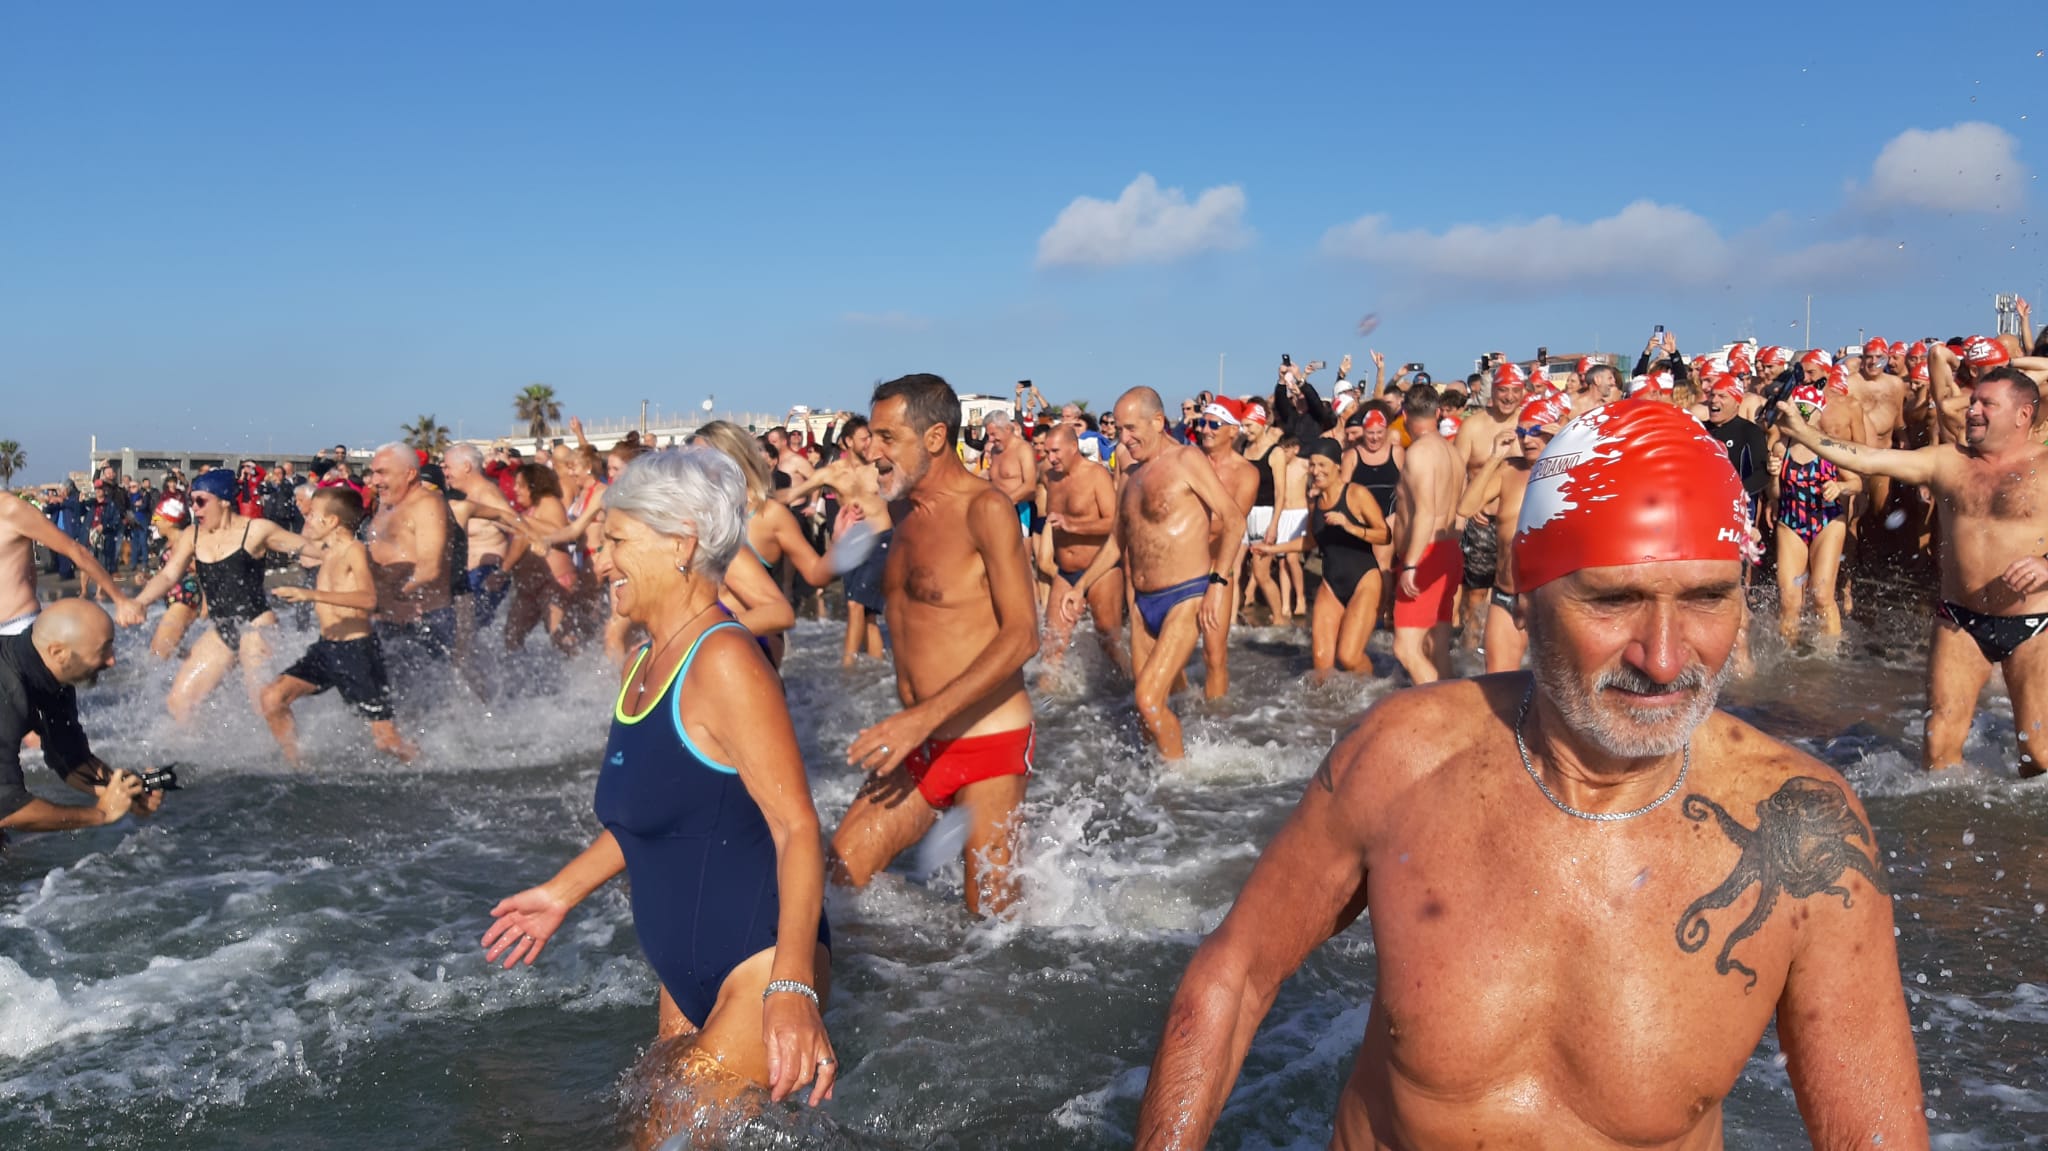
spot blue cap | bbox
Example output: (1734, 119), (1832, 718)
(190, 469), (235, 502)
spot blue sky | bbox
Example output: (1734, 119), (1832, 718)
(4, 1), (2042, 482)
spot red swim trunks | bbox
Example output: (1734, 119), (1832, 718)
(904, 726), (1034, 808)
(1393, 538), (1463, 629)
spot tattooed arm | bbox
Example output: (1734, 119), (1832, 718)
(1133, 718), (1378, 1150)
(1771, 774), (1929, 1150)
(1774, 401), (1940, 486)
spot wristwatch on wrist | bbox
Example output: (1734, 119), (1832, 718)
(1207, 572), (1229, 586)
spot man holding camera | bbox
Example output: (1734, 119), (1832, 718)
(1, 600), (166, 837)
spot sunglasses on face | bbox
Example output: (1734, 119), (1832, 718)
(1191, 419), (1222, 432)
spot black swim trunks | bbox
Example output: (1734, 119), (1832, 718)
(281, 636), (395, 720)
(1938, 601), (2048, 665)
(1460, 516), (1498, 591)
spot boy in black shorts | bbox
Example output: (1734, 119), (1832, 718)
(260, 488), (417, 766)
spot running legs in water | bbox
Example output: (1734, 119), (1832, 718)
(829, 773), (1024, 917)
(1129, 597), (1203, 759)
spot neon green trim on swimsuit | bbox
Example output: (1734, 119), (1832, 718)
(613, 644), (686, 725)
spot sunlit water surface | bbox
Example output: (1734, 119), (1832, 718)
(2, 592), (2043, 1148)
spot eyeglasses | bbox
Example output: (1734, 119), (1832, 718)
(1191, 419), (1221, 432)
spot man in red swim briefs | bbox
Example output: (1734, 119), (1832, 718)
(830, 374), (1042, 917)
(1391, 383), (1467, 683)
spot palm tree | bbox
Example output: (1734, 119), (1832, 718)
(400, 415), (452, 457)
(514, 384), (561, 440)
(0, 440), (23, 490)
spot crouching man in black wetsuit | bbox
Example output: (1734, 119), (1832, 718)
(1, 600), (165, 841)
(1778, 363), (2048, 776)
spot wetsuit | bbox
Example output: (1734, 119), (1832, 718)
(194, 520), (270, 646)
(593, 620), (830, 1025)
(1311, 487), (1378, 607)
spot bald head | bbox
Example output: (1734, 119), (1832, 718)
(1112, 386), (1172, 463)
(1119, 387), (1165, 420)
(32, 600), (116, 688)
(1044, 425), (1079, 451)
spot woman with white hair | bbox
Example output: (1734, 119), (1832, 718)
(482, 447), (836, 1132)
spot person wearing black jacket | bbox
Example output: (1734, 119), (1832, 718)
(1272, 360), (1336, 444)
(0, 600), (160, 836)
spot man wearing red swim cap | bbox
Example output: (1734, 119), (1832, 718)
(1192, 398), (1261, 700)
(1454, 392), (1569, 674)
(1928, 336), (2048, 446)
(1138, 402), (1924, 1151)
(1451, 363), (1530, 654)
(1842, 337), (1909, 554)
(1781, 365), (2048, 778)
(1390, 383), (1467, 683)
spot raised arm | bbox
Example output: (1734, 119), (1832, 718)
(848, 490), (1041, 774)
(775, 461), (841, 507)
(1775, 402), (1940, 487)
(1, 500), (140, 625)
(1135, 723), (1378, 1149)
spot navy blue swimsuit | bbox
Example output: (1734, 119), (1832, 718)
(593, 620), (829, 1024)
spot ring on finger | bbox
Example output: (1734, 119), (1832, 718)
(817, 1056), (835, 1067)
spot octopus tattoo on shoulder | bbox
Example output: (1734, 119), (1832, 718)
(1675, 777), (1888, 991)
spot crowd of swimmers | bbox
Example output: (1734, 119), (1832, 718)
(5, 306), (2047, 1145)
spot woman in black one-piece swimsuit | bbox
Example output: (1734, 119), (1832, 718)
(130, 469), (308, 721)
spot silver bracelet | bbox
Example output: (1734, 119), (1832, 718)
(762, 979), (819, 1006)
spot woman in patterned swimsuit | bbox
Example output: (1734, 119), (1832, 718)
(1770, 384), (1862, 643)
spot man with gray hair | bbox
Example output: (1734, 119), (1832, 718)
(982, 409), (1038, 534)
(365, 443), (453, 686)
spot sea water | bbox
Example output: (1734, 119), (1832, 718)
(1, 603), (2043, 1148)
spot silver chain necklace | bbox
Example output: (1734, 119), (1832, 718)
(1514, 686), (1688, 822)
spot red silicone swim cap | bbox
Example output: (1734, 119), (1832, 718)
(1519, 393), (1572, 428)
(1361, 408), (1389, 431)
(1512, 400), (1748, 592)
(1707, 374), (1745, 403)
(1964, 335), (2012, 368)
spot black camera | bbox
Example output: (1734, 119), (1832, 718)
(137, 764), (182, 792)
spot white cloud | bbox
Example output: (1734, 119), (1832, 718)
(1859, 121), (2024, 213)
(1319, 200), (1895, 294)
(841, 310), (932, 332)
(1035, 174), (1250, 268)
